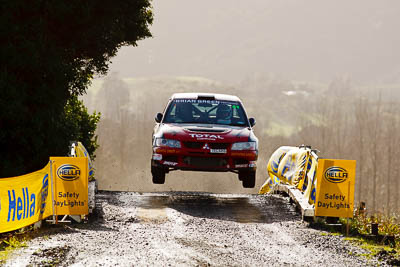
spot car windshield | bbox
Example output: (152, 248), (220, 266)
(163, 99), (249, 126)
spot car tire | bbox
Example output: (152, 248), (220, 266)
(151, 165), (166, 184)
(240, 170), (256, 188)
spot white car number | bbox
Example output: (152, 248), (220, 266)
(210, 149), (227, 154)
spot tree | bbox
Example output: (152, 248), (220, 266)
(63, 96), (101, 159)
(368, 93), (382, 212)
(0, 1), (153, 177)
(354, 96), (368, 204)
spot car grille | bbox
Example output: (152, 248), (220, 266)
(183, 156), (228, 167)
(183, 142), (230, 149)
(183, 142), (204, 149)
(209, 143), (230, 149)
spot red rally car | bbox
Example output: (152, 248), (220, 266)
(151, 93), (258, 188)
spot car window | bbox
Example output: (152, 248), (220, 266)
(163, 99), (249, 126)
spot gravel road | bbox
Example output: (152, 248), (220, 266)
(5, 191), (384, 266)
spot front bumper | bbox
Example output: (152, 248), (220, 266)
(151, 147), (258, 172)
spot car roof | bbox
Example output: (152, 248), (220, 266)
(170, 93), (241, 102)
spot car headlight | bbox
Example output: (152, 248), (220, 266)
(154, 138), (181, 148)
(231, 142), (257, 151)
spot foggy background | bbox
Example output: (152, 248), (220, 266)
(82, 0), (400, 213)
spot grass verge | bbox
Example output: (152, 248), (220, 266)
(0, 228), (32, 264)
(312, 210), (400, 265)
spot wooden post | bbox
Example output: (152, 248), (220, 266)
(346, 181), (351, 236)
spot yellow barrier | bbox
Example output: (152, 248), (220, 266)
(0, 164), (53, 233)
(277, 147), (310, 187)
(71, 141), (95, 181)
(51, 157), (89, 216)
(260, 146), (357, 218)
(259, 146), (293, 194)
(259, 146), (318, 205)
(315, 159), (356, 218)
(0, 157), (89, 233)
(303, 155), (318, 205)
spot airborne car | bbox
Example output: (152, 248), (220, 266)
(151, 93), (258, 188)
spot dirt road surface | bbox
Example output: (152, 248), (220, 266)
(5, 191), (382, 266)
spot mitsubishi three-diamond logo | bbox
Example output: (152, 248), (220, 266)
(202, 143), (210, 150)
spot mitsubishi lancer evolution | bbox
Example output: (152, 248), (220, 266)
(151, 93), (258, 188)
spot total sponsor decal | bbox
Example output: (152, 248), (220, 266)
(189, 133), (224, 141)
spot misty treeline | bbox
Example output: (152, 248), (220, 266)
(84, 73), (400, 214)
(291, 81), (400, 215)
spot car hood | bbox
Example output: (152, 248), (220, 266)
(158, 123), (253, 143)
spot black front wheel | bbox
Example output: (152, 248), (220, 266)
(151, 165), (166, 184)
(239, 170), (256, 188)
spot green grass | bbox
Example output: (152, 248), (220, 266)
(344, 211), (400, 244)
(344, 236), (398, 260)
(337, 211), (400, 260)
(312, 209), (400, 263)
(0, 233), (29, 264)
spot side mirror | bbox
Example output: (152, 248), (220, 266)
(249, 118), (256, 127)
(155, 113), (163, 123)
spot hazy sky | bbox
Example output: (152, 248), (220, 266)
(109, 0), (400, 84)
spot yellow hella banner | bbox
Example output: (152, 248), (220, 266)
(259, 146), (318, 205)
(50, 157), (88, 215)
(0, 163), (53, 233)
(72, 141), (95, 181)
(315, 159), (356, 218)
